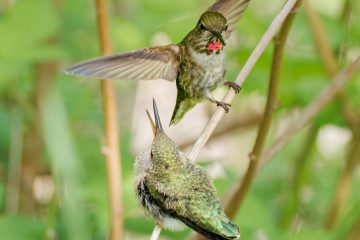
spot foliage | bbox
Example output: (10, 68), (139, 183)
(0, 0), (359, 239)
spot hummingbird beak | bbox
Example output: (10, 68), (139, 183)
(212, 31), (226, 46)
(152, 98), (163, 134)
(146, 109), (156, 137)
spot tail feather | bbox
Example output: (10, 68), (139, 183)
(170, 97), (197, 125)
(176, 214), (240, 240)
(220, 218), (240, 239)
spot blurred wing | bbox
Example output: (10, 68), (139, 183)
(207, 0), (251, 38)
(64, 45), (180, 82)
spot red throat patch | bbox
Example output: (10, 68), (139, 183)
(207, 39), (223, 55)
(208, 40), (222, 51)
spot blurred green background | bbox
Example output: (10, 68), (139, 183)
(0, 0), (360, 239)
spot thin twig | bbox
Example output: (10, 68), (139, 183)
(339, 0), (352, 64)
(325, 128), (360, 229)
(303, 0), (360, 230)
(303, 0), (359, 129)
(189, 1), (300, 239)
(260, 56), (360, 168)
(95, 0), (124, 239)
(188, 0), (299, 162)
(150, 225), (162, 240)
(188, 2), (360, 239)
(179, 112), (262, 150)
(281, 125), (319, 229)
(222, 0), (302, 218)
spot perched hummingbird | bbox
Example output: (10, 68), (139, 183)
(65, 0), (250, 125)
(134, 99), (240, 240)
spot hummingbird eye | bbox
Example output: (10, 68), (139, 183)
(224, 25), (228, 31)
(200, 22), (207, 31)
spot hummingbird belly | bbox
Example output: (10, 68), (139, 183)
(179, 47), (225, 98)
(162, 216), (187, 231)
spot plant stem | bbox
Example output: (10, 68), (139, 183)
(152, 0), (300, 236)
(179, 112), (262, 150)
(346, 215), (360, 240)
(300, 2), (360, 229)
(324, 127), (360, 229)
(150, 225), (162, 240)
(260, 56), (360, 168)
(281, 125), (319, 229)
(5, 108), (23, 213)
(222, 0), (302, 218)
(19, 62), (56, 214)
(187, 0), (300, 162)
(190, 1), (301, 239)
(303, 0), (359, 129)
(94, 0), (124, 239)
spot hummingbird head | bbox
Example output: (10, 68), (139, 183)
(195, 11), (228, 53)
(146, 99), (181, 166)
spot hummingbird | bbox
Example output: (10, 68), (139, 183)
(134, 99), (240, 240)
(65, 0), (250, 125)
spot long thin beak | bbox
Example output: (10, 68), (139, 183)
(213, 32), (226, 46)
(152, 98), (163, 134)
(146, 109), (156, 137)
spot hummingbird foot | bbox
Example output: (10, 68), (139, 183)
(224, 81), (241, 93)
(215, 101), (231, 113)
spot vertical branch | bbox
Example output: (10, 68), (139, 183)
(281, 125), (319, 229)
(324, 128), (360, 229)
(303, 0), (359, 128)
(188, 1), (301, 239)
(187, 0), (299, 162)
(223, 0), (302, 218)
(260, 56), (360, 168)
(303, 0), (360, 229)
(338, 0), (352, 64)
(94, 0), (124, 239)
(5, 109), (23, 213)
(346, 214), (360, 240)
(18, 62), (56, 214)
(303, 0), (338, 76)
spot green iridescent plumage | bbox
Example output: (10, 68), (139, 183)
(134, 99), (240, 239)
(65, 0), (250, 125)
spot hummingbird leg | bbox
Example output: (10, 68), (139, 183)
(215, 101), (231, 112)
(204, 91), (231, 113)
(224, 81), (241, 93)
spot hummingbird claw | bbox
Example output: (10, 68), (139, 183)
(215, 101), (231, 113)
(224, 81), (241, 93)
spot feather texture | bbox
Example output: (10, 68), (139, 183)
(64, 45), (180, 81)
(144, 148), (240, 239)
(207, 0), (251, 38)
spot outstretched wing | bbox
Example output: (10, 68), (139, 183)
(64, 45), (180, 82)
(207, 0), (251, 38)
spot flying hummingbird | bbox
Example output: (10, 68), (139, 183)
(134, 99), (240, 240)
(65, 0), (250, 125)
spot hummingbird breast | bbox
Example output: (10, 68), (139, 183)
(136, 176), (187, 231)
(178, 45), (226, 98)
(134, 148), (187, 231)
